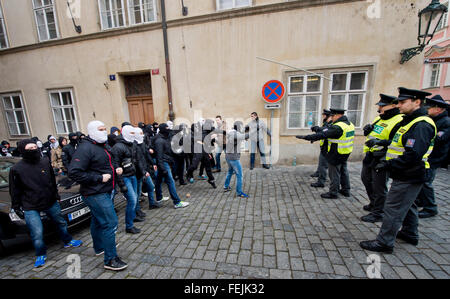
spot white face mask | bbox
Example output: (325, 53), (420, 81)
(88, 120), (108, 144)
(121, 125), (135, 143)
(134, 127), (144, 144)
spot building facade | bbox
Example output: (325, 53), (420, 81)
(421, 0), (450, 104)
(0, 0), (430, 165)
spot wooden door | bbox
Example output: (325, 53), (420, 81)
(127, 96), (154, 126)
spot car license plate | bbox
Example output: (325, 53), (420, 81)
(68, 207), (90, 222)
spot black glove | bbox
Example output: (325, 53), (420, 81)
(14, 208), (24, 219)
(374, 160), (390, 172)
(296, 135), (307, 140)
(304, 135), (314, 141)
(311, 126), (320, 133)
(365, 139), (390, 148)
(363, 124), (374, 136)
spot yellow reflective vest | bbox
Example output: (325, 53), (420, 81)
(386, 116), (437, 169)
(328, 121), (355, 155)
(363, 114), (404, 153)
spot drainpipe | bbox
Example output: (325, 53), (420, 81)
(160, 0), (175, 121)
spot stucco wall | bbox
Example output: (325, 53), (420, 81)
(0, 0), (431, 164)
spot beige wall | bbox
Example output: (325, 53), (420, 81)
(0, 0), (431, 164)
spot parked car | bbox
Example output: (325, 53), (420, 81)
(0, 157), (91, 255)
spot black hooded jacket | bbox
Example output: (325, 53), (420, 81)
(10, 139), (59, 212)
(154, 124), (175, 173)
(111, 136), (144, 178)
(68, 136), (115, 197)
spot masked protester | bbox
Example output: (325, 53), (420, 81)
(1, 141), (12, 156)
(186, 119), (217, 188)
(154, 123), (190, 209)
(134, 127), (159, 211)
(108, 127), (120, 147)
(111, 125), (143, 234)
(10, 139), (82, 268)
(69, 121), (127, 271)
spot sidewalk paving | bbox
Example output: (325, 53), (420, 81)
(1, 162), (449, 279)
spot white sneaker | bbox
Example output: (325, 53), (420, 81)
(158, 196), (170, 202)
(174, 201), (190, 209)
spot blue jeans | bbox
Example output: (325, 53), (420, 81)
(82, 192), (118, 264)
(224, 159), (243, 194)
(122, 176), (138, 229)
(24, 201), (73, 257)
(137, 176), (157, 208)
(215, 147), (223, 170)
(155, 162), (181, 205)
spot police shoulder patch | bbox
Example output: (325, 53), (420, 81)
(405, 139), (415, 148)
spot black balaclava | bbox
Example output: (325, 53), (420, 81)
(18, 139), (41, 163)
(159, 123), (170, 138)
(138, 122), (146, 130)
(69, 133), (78, 146)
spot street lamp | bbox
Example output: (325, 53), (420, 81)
(400, 0), (448, 64)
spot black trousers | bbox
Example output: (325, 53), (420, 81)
(174, 154), (186, 184)
(328, 162), (350, 195)
(361, 161), (389, 217)
(187, 152), (214, 182)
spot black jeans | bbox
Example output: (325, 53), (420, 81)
(187, 152), (214, 182)
(328, 162), (350, 195)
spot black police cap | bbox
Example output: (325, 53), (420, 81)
(425, 94), (449, 108)
(375, 94), (398, 106)
(397, 87), (432, 101)
(329, 108), (346, 115)
(322, 109), (332, 116)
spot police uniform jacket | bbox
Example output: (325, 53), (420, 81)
(429, 110), (450, 169)
(387, 107), (436, 183)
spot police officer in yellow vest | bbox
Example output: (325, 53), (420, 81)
(360, 94), (404, 223)
(360, 87), (436, 254)
(297, 108), (355, 199)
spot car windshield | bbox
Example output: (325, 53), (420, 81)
(0, 161), (14, 188)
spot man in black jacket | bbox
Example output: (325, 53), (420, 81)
(154, 123), (190, 209)
(186, 119), (217, 188)
(415, 95), (450, 218)
(69, 120), (127, 271)
(10, 139), (82, 268)
(297, 108), (355, 199)
(111, 125), (143, 234)
(360, 88), (436, 254)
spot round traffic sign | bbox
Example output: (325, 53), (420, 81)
(262, 80), (285, 104)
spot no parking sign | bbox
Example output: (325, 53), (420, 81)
(262, 80), (285, 104)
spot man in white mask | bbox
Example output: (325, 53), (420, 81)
(134, 127), (160, 212)
(69, 120), (128, 271)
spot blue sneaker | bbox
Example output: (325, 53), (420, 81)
(34, 255), (47, 268)
(237, 192), (250, 198)
(189, 178), (195, 184)
(64, 240), (83, 248)
(198, 175), (207, 180)
(224, 186), (232, 192)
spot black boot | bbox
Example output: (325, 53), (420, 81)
(418, 210), (438, 219)
(311, 182), (325, 188)
(360, 213), (383, 223)
(360, 240), (393, 254)
(396, 231), (419, 246)
(208, 180), (217, 189)
(320, 192), (338, 199)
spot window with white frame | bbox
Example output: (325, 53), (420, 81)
(49, 89), (79, 134)
(1, 93), (30, 136)
(430, 64), (441, 87)
(98, 0), (126, 30)
(437, 2), (449, 31)
(128, 0), (156, 25)
(0, 2), (8, 49)
(287, 74), (323, 129)
(329, 72), (368, 128)
(32, 0), (59, 41)
(216, 0), (252, 11)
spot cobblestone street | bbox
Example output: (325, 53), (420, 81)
(1, 162), (449, 279)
